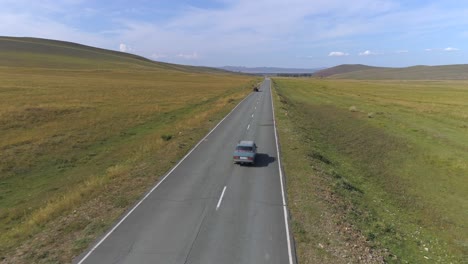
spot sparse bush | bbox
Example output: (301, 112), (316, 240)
(308, 150), (332, 164)
(349, 105), (358, 112)
(161, 134), (173, 141)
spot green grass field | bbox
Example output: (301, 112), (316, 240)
(272, 78), (467, 263)
(0, 37), (258, 263)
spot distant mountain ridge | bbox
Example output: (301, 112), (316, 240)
(221, 66), (323, 74)
(313, 64), (468, 80)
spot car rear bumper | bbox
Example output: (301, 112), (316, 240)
(233, 158), (255, 164)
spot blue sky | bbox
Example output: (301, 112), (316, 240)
(1, 0), (467, 68)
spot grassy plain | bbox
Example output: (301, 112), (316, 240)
(0, 37), (258, 263)
(272, 78), (467, 263)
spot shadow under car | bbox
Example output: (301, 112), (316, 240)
(238, 153), (275, 167)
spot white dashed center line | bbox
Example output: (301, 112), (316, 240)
(216, 186), (227, 211)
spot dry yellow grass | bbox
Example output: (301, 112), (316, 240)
(0, 60), (259, 262)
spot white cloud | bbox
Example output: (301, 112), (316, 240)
(176, 52), (199, 60)
(328, 51), (349, 56)
(425, 47), (460, 52)
(395, 50), (409, 53)
(444, 47), (459, 52)
(190, 1), (398, 41)
(358, 50), (379, 56)
(119, 43), (128, 52)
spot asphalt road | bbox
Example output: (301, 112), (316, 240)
(75, 79), (295, 264)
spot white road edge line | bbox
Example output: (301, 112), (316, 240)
(216, 186), (227, 211)
(77, 93), (254, 264)
(269, 79), (294, 264)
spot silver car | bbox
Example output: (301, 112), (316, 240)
(233, 140), (257, 165)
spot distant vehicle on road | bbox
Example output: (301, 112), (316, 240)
(233, 140), (257, 165)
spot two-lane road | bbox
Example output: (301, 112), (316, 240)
(75, 79), (295, 264)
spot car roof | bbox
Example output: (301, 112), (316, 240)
(237, 140), (255, 146)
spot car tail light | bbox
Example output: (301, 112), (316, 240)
(248, 157), (253, 160)
(234, 156), (240, 159)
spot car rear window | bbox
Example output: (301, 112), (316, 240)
(236, 146), (253, 152)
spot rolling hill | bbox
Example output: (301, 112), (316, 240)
(313, 64), (468, 80)
(312, 64), (387, 77)
(0, 36), (225, 73)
